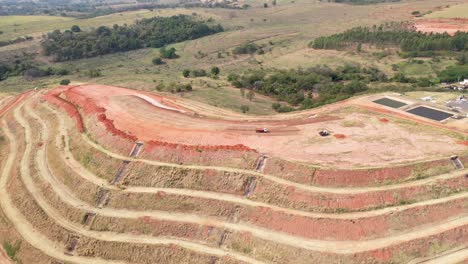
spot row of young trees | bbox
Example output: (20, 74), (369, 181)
(42, 15), (223, 61)
(311, 23), (468, 55)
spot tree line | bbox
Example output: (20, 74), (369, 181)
(42, 15), (223, 61)
(311, 23), (468, 56)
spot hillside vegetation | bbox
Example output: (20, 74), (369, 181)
(42, 15), (223, 61)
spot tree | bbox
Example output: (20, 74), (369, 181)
(272, 0), (277, 6)
(60, 79), (70, 85)
(70, 25), (81, 32)
(42, 15), (223, 62)
(246, 90), (255, 101)
(183, 69), (190, 78)
(152, 57), (164, 65)
(211, 66), (220, 76)
(240, 105), (250, 113)
(160, 47), (178, 59)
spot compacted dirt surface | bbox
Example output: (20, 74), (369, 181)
(0, 87), (466, 264)
(414, 18), (468, 35)
(46, 84), (465, 168)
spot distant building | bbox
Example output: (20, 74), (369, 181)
(446, 95), (468, 115)
(445, 79), (468, 91)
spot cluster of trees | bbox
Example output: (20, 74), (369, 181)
(0, 60), (68, 81)
(228, 64), (386, 111)
(311, 23), (468, 56)
(182, 67), (220, 78)
(159, 47), (178, 59)
(0, 36), (33, 48)
(438, 65), (468, 82)
(232, 43), (261, 55)
(42, 15), (223, 61)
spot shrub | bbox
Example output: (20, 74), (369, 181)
(232, 43), (259, 55)
(240, 105), (250, 113)
(190, 69), (207, 78)
(3, 241), (21, 261)
(211, 66), (220, 76)
(152, 57), (164, 65)
(183, 69), (190, 78)
(60, 79), (71, 85)
(85, 69), (102, 78)
(160, 47), (178, 59)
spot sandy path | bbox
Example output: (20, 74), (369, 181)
(16, 102), (264, 264)
(40, 103), (468, 220)
(0, 91), (33, 118)
(409, 246), (468, 264)
(0, 118), (126, 264)
(20, 103), (468, 255)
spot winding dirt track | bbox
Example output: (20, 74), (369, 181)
(22, 101), (468, 255)
(41, 103), (468, 220)
(16, 102), (264, 264)
(0, 115), (125, 264)
(1, 92), (466, 263)
(0, 91), (33, 118)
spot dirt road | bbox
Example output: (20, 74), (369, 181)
(16, 101), (264, 264)
(40, 103), (468, 219)
(0, 117), (125, 264)
(19, 103), (468, 255)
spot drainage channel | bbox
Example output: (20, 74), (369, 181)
(243, 176), (257, 197)
(69, 142), (144, 256)
(451, 156), (465, 170)
(64, 235), (80, 256)
(255, 155), (268, 172)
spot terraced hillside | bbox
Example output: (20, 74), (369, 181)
(0, 87), (466, 264)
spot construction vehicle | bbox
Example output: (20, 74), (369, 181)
(319, 130), (330, 137)
(256, 128), (270, 133)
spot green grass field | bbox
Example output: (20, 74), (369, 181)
(0, 0), (463, 114)
(426, 3), (468, 18)
(0, 9), (216, 41)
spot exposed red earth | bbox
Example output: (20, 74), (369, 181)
(44, 84), (466, 169)
(414, 18), (468, 35)
(0, 90), (33, 118)
(0, 86), (462, 264)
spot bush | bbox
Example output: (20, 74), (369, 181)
(152, 57), (164, 65)
(232, 43), (259, 55)
(183, 69), (190, 78)
(71, 25), (81, 32)
(173, 83), (193, 93)
(85, 69), (102, 78)
(3, 241), (21, 261)
(190, 69), (207, 78)
(211, 66), (220, 76)
(160, 47), (178, 59)
(60, 79), (70, 85)
(240, 105), (250, 113)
